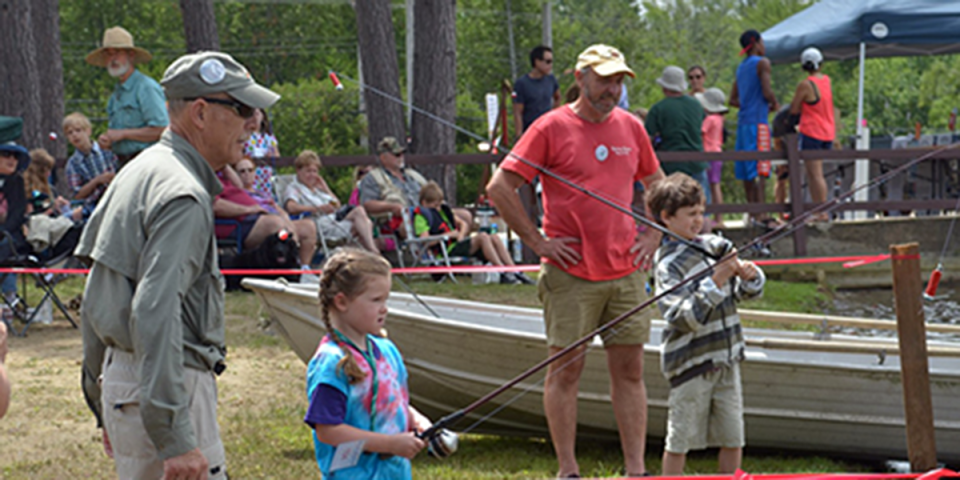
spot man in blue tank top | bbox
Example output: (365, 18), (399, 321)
(729, 30), (779, 228)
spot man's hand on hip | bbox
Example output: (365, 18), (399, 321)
(163, 448), (209, 480)
(630, 229), (663, 271)
(534, 236), (581, 269)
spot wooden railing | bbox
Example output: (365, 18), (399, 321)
(115, 135), (959, 257)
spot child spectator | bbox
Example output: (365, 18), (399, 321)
(648, 173), (765, 475)
(695, 87), (730, 230)
(414, 181), (533, 285)
(244, 108), (279, 199)
(26, 149), (80, 220)
(63, 112), (117, 220)
(305, 249), (433, 479)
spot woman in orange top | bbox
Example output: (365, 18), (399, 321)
(788, 47), (834, 222)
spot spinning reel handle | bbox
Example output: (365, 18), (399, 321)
(417, 427), (459, 459)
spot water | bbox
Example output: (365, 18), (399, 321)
(828, 286), (960, 339)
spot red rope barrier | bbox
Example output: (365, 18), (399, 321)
(0, 253), (895, 276)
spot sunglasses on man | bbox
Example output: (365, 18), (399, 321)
(186, 97), (256, 119)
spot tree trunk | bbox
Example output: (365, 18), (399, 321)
(410, 0), (457, 203)
(180, 0), (220, 53)
(33, 0), (65, 159)
(0, 0), (49, 154)
(354, 0), (405, 154)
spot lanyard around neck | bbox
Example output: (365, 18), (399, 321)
(333, 330), (379, 430)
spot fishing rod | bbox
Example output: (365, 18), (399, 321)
(331, 70), (960, 439)
(417, 140), (960, 441)
(333, 71), (716, 258)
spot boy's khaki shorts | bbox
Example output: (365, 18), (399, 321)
(665, 363), (744, 454)
(537, 263), (652, 348)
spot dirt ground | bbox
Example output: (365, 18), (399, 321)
(0, 291), (318, 479)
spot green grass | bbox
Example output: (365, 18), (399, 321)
(0, 273), (870, 479)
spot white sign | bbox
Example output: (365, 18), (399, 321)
(485, 93), (499, 140)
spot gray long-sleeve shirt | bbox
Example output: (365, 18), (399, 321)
(76, 129), (225, 460)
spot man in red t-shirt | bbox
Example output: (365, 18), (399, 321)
(487, 44), (665, 478)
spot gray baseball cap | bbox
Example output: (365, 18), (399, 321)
(161, 51), (280, 109)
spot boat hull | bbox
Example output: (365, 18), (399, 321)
(242, 278), (960, 463)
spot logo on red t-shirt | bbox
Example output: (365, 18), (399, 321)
(595, 144), (609, 162)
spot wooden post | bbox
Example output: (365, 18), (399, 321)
(785, 133), (807, 256)
(890, 242), (937, 471)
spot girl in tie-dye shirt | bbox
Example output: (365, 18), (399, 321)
(304, 249), (433, 479)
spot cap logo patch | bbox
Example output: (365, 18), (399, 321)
(199, 59), (226, 85)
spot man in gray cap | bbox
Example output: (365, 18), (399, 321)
(78, 51), (279, 480)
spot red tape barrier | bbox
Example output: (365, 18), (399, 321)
(625, 468), (959, 480)
(0, 253), (894, 277)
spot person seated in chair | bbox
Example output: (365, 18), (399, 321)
(213, 163), (317, 269)
(282, 150), (378, 253)
(414, 181), (533, 285)
(359, 136), (472, 239)
(26, 148), (83, 221)
(0, 141), (30, 312)
(235, 157), (282, 216)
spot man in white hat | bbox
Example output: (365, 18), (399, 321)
(86, 26), (169, 166)
(488, 44), (664, 477)
(645, 65), (710, 200)
(78, 51), (280, 480)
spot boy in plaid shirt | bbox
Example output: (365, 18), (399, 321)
(63, 112), (118, 220)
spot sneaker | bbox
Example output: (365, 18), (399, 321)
(499, 272), (521, 285)
(300, 272), (320, 284)
(514, 272), (536, 285)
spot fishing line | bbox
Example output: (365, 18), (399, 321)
(331, 70), (960, 438)
(334, 71), (714, 258)
(284, 189), (443, 318)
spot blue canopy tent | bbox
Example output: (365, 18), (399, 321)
(762, 0), (960, 210)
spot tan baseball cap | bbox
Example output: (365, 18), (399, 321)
(575, 44), (635, 78)
(161, 51), (280, 109)
(377, 136), (406, 154)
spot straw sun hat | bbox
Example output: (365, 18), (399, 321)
(85, 26), (152, 67)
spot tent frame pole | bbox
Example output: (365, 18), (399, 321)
(853, 41), (870, 220)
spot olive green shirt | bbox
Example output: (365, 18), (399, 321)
(77, 129), (225, 460)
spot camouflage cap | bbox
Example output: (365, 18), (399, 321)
(377, 136), (406, 155)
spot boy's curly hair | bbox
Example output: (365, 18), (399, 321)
(646, 173), (705, 225)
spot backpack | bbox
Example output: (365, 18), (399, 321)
(220, 230), (300, 291)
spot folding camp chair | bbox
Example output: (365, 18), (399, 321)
(215, 218), (245, 255)
(396, 207), (473, 283)
(272, 173), (349, 262)
(0, 232), (79, 337)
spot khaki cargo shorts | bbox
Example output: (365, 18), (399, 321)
(537, 263), (652, 348)
(101, 348), (227, 480)
(665, 363), (744, 454)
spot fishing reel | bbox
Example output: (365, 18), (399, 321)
(423, 428), (459, 459)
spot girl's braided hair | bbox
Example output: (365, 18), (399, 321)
(318, 248), (392, 384)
